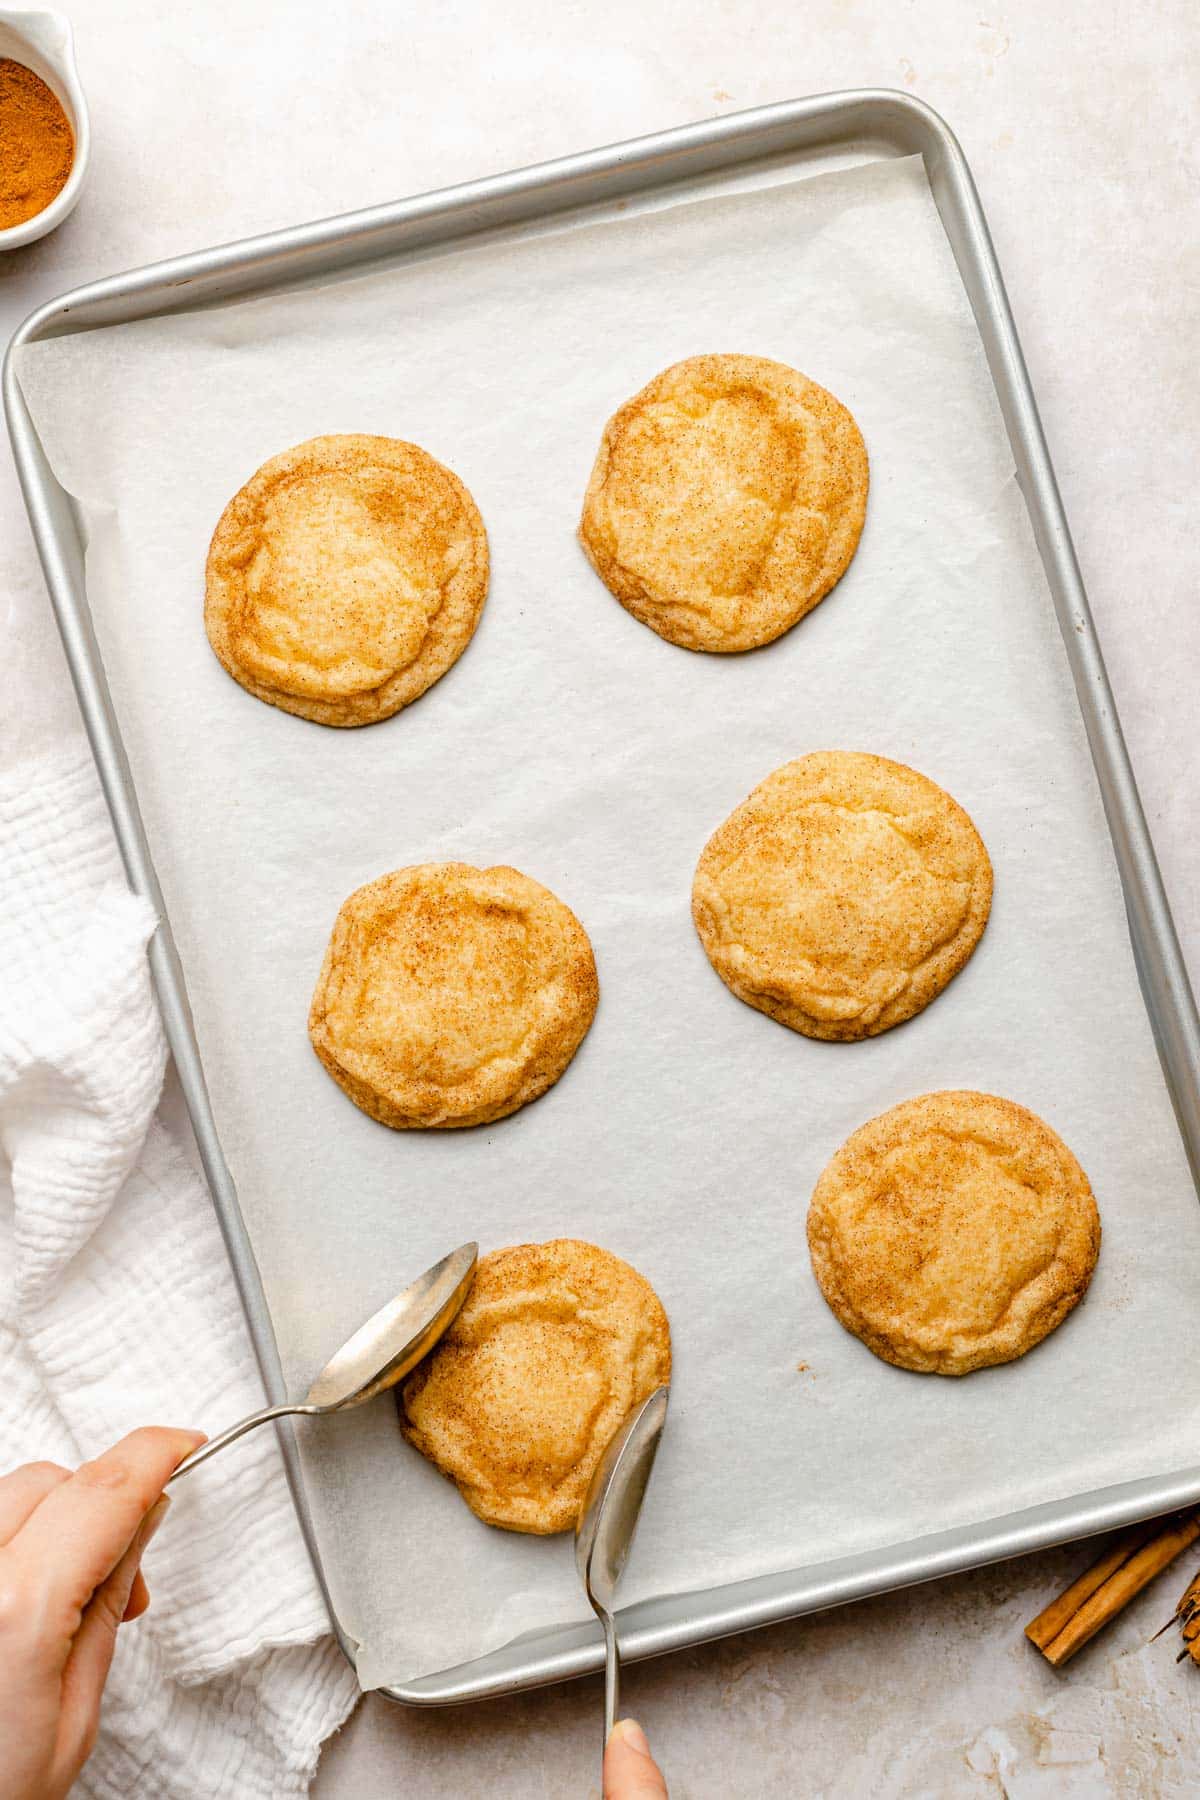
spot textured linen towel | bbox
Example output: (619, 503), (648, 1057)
(0, 744), (358, 1797)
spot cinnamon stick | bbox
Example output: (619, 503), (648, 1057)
(1026, 1521), (1161, 1651)
(1025, 1511), (1200, 1667)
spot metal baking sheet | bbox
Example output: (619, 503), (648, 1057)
(7, 90), (1200, 1705)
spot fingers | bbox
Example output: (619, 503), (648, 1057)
(0, 1461), (70, 1544)
(122, 1568), (151, 1622)
(8, 1427), (202, 1635)
(603, 1719), (669, 1799)
(54, 1498), (169, 1786)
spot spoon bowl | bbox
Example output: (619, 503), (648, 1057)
(305, 1242), (479, 1409)
(170, 1242), (477, 1481)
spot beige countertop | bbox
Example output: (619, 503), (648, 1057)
(3, 2), (1196, 1793)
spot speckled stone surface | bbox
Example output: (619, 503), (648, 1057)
(3, 2), (1197, 1792)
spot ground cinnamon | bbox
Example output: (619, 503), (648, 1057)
(0, 58), (74, 231)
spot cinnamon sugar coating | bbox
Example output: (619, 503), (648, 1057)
(692, 752), (992, 1040)
(399, 1240), (671, 1533)
(205, 434), (487, 725)
(807, 1091), (1100, 1375)
(579, 354), (867, 652)
(308, 863), (598, 1129)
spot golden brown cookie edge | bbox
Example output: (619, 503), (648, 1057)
(806, 1090), (1101, 1376)
(205, 433), (489, 728)
(691, 751), (993, 1041)
(307, 863), (599, 1129)
(397, 1239), (672, 1533)
(578, 354), (869, 654)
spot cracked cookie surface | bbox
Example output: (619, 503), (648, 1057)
(692, 751), (992, 1040)
(807, 1091), (1100, 1375)
(578, 354), (868, 652)
(206, 434), (488, 725)
(398, 1239), (672, 1533)
(308, 863), (598, 1128)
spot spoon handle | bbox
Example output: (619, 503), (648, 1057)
(167, 1401), (324, 1481)
(601, 1608), (620, 1746)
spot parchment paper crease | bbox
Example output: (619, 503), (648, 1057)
(17, 154), (1200, 1688)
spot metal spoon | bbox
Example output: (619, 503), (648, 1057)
(169, 1242), (478, 1481)
(575, 1384), (670, 1751)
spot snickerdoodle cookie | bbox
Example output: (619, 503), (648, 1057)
(399, 1239), (671, 1533)
(692, 752), (992, 1041)
(578, 354), (867, 652)
(308, 864), (598, 1128)
(807, 1091), (1100, 1376)
(206, 434), (488, 725)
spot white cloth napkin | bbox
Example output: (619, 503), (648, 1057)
(0, 743), (359, 1796)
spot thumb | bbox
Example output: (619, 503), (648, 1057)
(603, 1718), (669, 1798)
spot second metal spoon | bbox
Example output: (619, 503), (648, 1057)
(575, 1384), (670, 1748)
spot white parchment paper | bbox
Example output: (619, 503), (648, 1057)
(17, 154), (1200, 1689)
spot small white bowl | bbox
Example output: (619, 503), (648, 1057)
(0, 9), (89, 250)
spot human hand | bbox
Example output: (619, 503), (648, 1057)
(0, 1426), (204, 1800)
(604, 1718), (669, 1797)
